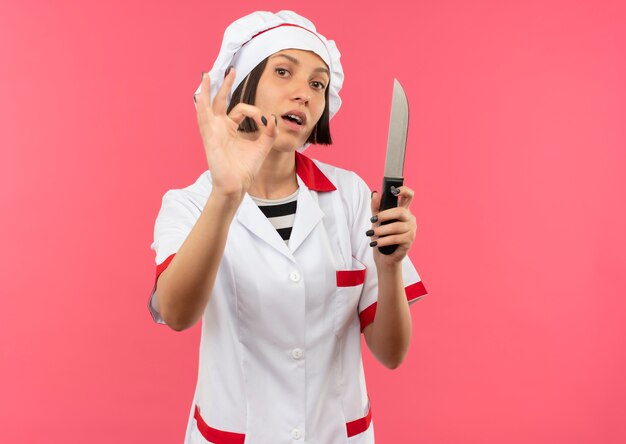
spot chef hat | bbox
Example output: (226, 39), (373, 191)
(194, 10), (344, 128)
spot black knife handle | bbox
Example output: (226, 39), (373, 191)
(377, 177), (404, 255)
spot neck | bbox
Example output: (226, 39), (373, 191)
(248, 150), (299, 199)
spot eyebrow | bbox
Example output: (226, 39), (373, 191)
(270, 53), (330, 76)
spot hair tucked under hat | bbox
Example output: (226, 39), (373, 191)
(194, 10), (344, 151)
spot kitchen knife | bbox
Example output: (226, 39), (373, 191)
(378, 79), (409, 255)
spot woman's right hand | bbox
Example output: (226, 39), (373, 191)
(195, 68), (278, 201)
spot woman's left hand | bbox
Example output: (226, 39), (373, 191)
(368, 186), (417, 266)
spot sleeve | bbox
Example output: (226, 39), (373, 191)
(349, 173), (428, 332)
(147, 189), (202, 324)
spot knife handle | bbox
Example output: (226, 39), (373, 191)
(377, 177), (404, 255)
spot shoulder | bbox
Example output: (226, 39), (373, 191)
(309, 158), (371, 198)
(159, 170), (213, 212)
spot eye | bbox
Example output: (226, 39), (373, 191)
(310, 81), (326, 90)
(275, 67), (290, 77)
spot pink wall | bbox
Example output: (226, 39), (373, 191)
(2, 0), (625, 442)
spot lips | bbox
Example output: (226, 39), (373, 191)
(281, 110), (307, 127)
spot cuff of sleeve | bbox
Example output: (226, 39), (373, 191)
(148, 254), (176, 325)
(359, 281), (428, 332)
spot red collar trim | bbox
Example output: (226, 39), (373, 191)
(295, 152), (336, 192)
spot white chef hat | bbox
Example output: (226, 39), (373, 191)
(194, 10), (344, 130)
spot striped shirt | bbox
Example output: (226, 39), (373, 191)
(250, 188), (299, 244)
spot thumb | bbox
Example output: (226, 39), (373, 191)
(370, 190), (380, 217)
(256, 113), (279, 151)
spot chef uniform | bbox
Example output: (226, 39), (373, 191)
(148, 11), (428, 444)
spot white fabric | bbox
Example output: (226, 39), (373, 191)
(193, 10), (344, 152)
(230, 25), (331, 95)
(149, 159), (425, 443)
(249, 188), (299, 205)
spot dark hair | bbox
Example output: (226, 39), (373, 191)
(226, 57), (333, 145)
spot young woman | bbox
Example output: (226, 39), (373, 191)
(148, 10), (427, 444)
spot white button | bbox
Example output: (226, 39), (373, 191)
(291, 348), (304, 360)
(291, 428), (302, 440)
(289, 271), (301, 282)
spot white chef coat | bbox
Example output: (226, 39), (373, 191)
(148, 152), (427, 444)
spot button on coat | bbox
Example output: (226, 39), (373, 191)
(289, 271), (301, 283)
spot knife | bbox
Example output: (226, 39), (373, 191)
(378, 79), (409, 255)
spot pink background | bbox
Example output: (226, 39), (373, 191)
(2, 0), (625, 442)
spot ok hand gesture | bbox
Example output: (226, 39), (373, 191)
(195, 69), (278, 201)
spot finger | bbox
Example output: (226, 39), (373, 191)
(195, 72), (214, 118)
(367, 221), (412, 239)
(255, 113), (279, 149)
(375, 206), (414, 223)
(370, 190), (381, 217)
(228, 103), (269, 127)
(213, 67), (235, 115)
(395, 185), (415, 208)
(372, 232), (412, 249)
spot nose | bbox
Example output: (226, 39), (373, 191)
(294, 94), (310, 105)
(291, 79), (311, 105)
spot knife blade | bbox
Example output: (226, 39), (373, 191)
(378, 79), (409, 255)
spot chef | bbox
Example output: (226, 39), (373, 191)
(148, 10), (428, 444)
